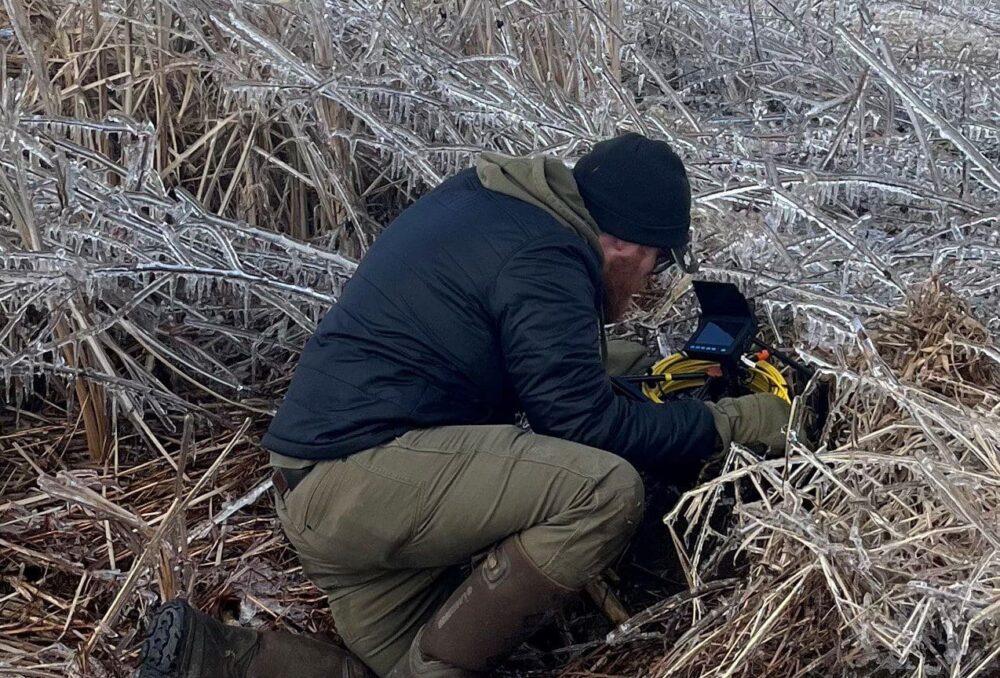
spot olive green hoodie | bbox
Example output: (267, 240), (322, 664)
(476, 152), (604, 264)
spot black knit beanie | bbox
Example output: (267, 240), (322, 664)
(573, 132), (691, 249)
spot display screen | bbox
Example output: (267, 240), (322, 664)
(691, 320), (745, 349)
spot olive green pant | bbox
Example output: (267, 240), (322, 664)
(273, 340), (653, 676)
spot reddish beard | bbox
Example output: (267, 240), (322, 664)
(602, 257), (648, 321)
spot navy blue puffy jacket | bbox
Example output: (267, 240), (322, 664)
(263, 169), (717, 472)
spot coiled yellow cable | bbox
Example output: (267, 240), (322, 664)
(641, 353), (791, 404)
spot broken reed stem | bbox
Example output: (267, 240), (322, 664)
(0, 2), (998, 677)
(81, 418), (251, 658)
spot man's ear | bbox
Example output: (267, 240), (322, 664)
(598, 233), (627, 253)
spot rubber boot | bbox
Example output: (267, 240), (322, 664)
(388, 536), (576, 677)
(137, 599), (373, 678)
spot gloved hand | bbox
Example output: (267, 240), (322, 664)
(704, 393), (791, 456)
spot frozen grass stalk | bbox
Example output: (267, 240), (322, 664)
(0, 1), (997, 677)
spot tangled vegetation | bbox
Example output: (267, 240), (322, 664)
(1, 1), (997, 676)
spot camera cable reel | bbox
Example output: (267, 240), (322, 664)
(623, 282), (807, 405)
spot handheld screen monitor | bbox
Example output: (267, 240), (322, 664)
(689, 319), (746, 351)
(683, 281), (758, 362)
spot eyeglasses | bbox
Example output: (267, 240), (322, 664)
(652, 243), (700, 275)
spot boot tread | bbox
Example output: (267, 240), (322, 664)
(137, 600), (188, 678)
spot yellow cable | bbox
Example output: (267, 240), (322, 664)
(641, 353), (791, 404)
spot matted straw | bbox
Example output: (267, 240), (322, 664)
(1, 1), (998, 676)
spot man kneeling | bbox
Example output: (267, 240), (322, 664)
(139, 133), (789, 678)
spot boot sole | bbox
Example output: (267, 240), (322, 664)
(137, 601), (189, 678)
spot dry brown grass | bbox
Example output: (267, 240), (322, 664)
(1, 1), (998, 676)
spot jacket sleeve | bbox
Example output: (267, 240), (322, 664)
(489, 236), (718, 473)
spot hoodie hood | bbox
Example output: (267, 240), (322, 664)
(476, 151), (611, 362)
(476, 152), (603, 262)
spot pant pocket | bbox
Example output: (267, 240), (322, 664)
(276, 460), (342, 536)
(298, 452), (423, 569)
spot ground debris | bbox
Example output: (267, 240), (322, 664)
(1, 1), (998, 677)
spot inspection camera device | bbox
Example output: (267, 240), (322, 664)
(683, 281), (758, 379)
(617, 281), (815, 405)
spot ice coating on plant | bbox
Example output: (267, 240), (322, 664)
(0, 1), (998, 676)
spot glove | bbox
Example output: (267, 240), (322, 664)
(704, 393), (791, 456)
